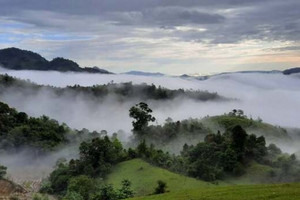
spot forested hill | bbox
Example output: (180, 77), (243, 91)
(0, 100), (109, 153)
(0, 74), (225, 102)
(0, 47), (112, 74)
(0, 101), (68, 152)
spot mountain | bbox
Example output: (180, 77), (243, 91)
(0, 47), (49, 70)
(124, 70), (165, 77)
(0, 47), (113, 74)
(283, 67), (300, 75)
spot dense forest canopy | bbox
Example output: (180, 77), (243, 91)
(0, 101), (68, 152)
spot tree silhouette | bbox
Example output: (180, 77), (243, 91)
(129, 102), (155, 135)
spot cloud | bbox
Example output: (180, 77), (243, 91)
(0, 0), (300, 74)
(109, 7), (225, 26)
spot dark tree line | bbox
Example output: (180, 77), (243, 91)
(0, 101), (68, 153)
(0, 74), (223, 103)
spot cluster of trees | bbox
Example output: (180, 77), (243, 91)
(67, 82), (221, 101)
(37, 101), (300, 199)
(43, 134), (175, 199)
(128, 104), (300, 182)
(0, 74), (223, 104)
(129, 102), (212, 148)
(0, 101), (68, 153)
(182, 125), (268, 181)
(128, 125), (300, 182)
(0, 99), (116, 154)
(228, 109), (246, 118)
(43, 136), (133, 199)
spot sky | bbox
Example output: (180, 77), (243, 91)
(0, 0), (300, 75)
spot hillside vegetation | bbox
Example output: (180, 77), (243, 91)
(202, 114), (290, 142)
(0, 92), (299, 200)
(139, 112), (297, 153)
(0, 101), (68, 152)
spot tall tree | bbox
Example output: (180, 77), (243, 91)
(129, 102), (155, 135)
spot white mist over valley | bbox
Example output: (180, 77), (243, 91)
(1, 68), (300, 133)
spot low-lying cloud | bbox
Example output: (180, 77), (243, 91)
(0, 69), (300, 132)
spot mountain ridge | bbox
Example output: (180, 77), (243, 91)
(1, 47), (300, 77)
(0, 47), (112, 74)
(282, 67), (300, 75)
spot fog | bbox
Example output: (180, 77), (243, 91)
(2, 146), (79, 182)
(1, 68), (300, 131)
(0, 69), (300, 180)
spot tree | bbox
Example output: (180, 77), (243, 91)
(136, 139), (148, 157)
(231, 126), (247, 151)
(229, 109), (237, 116)
(48, 163), (71, 194)
(129, 102), (155, 135)
(237, 109), (244, 117)
(78, 137), (123, 177)
(154, 180), (167, 194)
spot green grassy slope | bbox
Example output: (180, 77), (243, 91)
(128, 183), (300, 200)
(105, 159), (219, 196)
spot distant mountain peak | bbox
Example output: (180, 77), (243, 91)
(0, 47), (112, 74)
(283, 67), (300, 75)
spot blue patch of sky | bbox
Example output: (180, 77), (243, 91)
(0, 20), (94, 43)
(0, 33), (23, 43)
(40, 34), (94, 41)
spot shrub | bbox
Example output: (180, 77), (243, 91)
(154, 180), (167, 194)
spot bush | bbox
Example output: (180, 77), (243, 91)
(154, 180), (167, 194)
(91, 184), (118, 200)
(118, 179), (134, 199)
